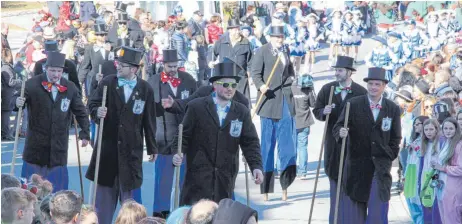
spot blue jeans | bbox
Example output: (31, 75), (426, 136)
(296, 127), (310, 175)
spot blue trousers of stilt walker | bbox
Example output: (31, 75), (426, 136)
(260, 97), (297, 193)
(153, 154), (185, 213)
(94, 177), (137, 224)
(21, 161), (68, 193)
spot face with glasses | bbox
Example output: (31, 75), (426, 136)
(115, 61), (137, 79)
(164, 62), (179, 76)
(213, 78), (238, 101)
(118, 22), (128, 31)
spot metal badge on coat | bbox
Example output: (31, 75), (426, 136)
(230, 119), (243, 138)
(181, 90), (189, 100)
(382, 117), (392, 131)
(133, 100), (145, 114)
(61, 98), (70, 112)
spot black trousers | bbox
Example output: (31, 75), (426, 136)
(1, 110), (12, 138)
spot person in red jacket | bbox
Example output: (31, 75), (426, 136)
(206, 14), (223, 45)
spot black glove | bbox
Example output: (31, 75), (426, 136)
(265, 89), (276, 99)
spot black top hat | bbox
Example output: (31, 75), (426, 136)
(163, 49), (179, 63)
(415, 78), (430, 94)
(363, 67), (388, 83)
(117, 46), (144, 66)
(44, 40), (58, 52)
(102, 60), (117, 76)
(175, 21), (188, 30)
(93, 23), (107, 34)
(209, 59), (242, 83)
(117, 12), (129, 22)
(117, 38), (132, 48)
(115, 2), (127, 12)
(269, 26), (285, 37)
(46, 52), (66, 68)
(331, 56), (356, 71)
(227, 19), (241, 29)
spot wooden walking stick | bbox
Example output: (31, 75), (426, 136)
(251, 55), (281, 120)
(173, 124), (183, 210)
(308, 86), (335, 224)
(10, 80), (26, 175)
(334, 102), (351, 224)
(91, 86), (108, 207)
(73, 116), (85, 201)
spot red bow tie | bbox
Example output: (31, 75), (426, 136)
(161, 72), (181, 88)
(42, 81), (67, 93)
(370, 104), (382, 109)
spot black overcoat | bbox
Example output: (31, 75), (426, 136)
(34, 58), (81, 91)
(20, 74), (90, 167)
(147, 71), (197, 155)
(86, 75), (157, 191)
(77, 44), (112, 95)
(333, 95), (402, 203)
(180, 96), (263, 206)
(250, 43), (295, 119)
(312, 81), (367, 181)
(212, 34), (253, 101)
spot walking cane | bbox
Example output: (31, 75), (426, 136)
(10, 81), (26, 175)
(173, 124), (183, 210)
(73, 116), (85, 201)
(91, 86), (108, 207)
(334, 102), (351, 224)
(251, 55), (281, 120)
(308, 86), (335, 224)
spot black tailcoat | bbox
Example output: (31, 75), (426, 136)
(250, 43), (295, 119)
(312, 81), (367, 181)
(34, 58), (81, 91)
(20, 74), (90, 167)
(147, 71), (197, 155)
(77, 44), (112, 94)
(212, 34), (253, 101)
(180, 96), (263, 206)
(86, 75), (157, 191)
(333, 95), (402, 203)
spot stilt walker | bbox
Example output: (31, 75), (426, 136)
(312, 56), (367, 224)
(148, 49), (197, 219)
(251, 26), (297, 201)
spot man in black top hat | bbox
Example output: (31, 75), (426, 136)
(34, 40), (81, 91)
(87, 46), (157, 224)
(78, 23), (112, 96)
(312, 55), (367, 223)
(15, 52), (90, 192)
(209, 18), (253, 103)
(173, 61), (263, 206)
(333, 67), (401, 224)
(147, 48), (197, 218)
(250, 25), (296, 201)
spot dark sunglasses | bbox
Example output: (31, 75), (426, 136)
(118, 22), (127, 25)
(95, 34), (106, 36)
(216, 81), (237, 89)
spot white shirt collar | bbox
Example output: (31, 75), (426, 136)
(368, 95), (383, 106)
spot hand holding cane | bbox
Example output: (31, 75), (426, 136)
(73, 116), (85, 201)
(11, 80), (26, 175)
(334, 102), (351, 224)
(251, 55), (281, 120)
(173, 124), (183, 210)
(308, 86), (335, 224)
(91, 86), (108, 207)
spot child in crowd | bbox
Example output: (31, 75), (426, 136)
(115, 199), (148, 224)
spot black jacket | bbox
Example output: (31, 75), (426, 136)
(333, 95), (402, 203)
(77, 44), (112, 94)
(312, 81), (367, 181)
(291, 83), (316, 129)
(180, 96), (262, 206)
(250, 43), (295, 119)
(212, 198), (258, 224)
(86, 75), (157, 191)
(1, 62), (21, 111)
(148, 71), (197, 155)
(34, 58), (81, 91)
(20, 74), (89, 167)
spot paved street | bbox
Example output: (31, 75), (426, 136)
(1, 11), (412, 224)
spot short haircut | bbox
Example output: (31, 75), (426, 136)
(137, 216), (166, 224)
(1, 187), (37, 222)
(1, 174), (21, 189)
(209, 15), (221, 24)
(80, 204), (97, 223)
(40, 195), (52, 220)
(186, 199), (218, 224)
(49, 190), (82, 223)
(115, 199), (147, 224)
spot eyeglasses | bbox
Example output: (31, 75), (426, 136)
(114, 61), (131, 68)
(425, 105), (435, 109)
(95, 34), (106, 36)
(118, 22), (127, 25)
(216, 81), (237, 89)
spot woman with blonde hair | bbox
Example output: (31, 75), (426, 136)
(115, 200), (147, 224)
(61, 31), (77, 63)
(80, 204), (99, 224)
(432, 117), (462, 223)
